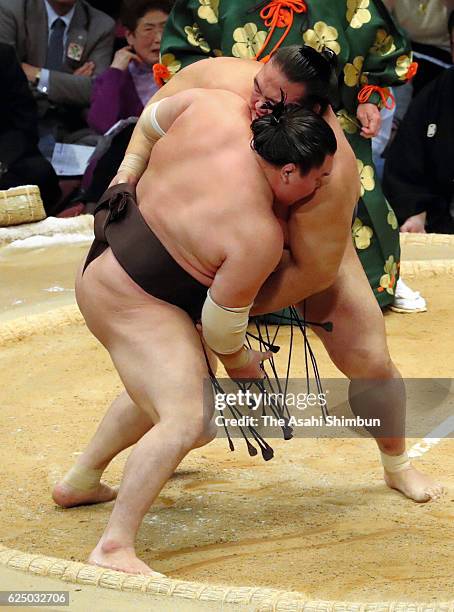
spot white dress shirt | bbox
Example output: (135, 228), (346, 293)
(38, 0), (76, 93)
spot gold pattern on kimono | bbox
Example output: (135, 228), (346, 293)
(184, 23), (211, 52)
(160, 53), (181, 77)
(302, 21), (341, 55)
(378, 256), (398, 294)
(370, 29), (396, 56)
(352, 218), (374, 250)
(337, 109), (360, 134)
(232, 23), (267, 59)
(395, 54), (412, 80)
(344, 56), (365, 87)
(197, 0), (219, 25)
(357, 159), (375, 197)
(386, 207), (398, 230)
(346, 0), (372, 29)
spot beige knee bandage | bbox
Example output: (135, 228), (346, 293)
(61, 465), (103, 492)
(380, 451), (411, 472)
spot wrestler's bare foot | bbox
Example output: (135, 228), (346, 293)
(384, 465), (444, 502)
(88, 541), (164, 576)
(52, 481), (118, 508)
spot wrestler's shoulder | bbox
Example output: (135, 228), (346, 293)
(183, 55), (257, 73)
(221, 222), (282, 274)
(234, 207), (283, 246)
(180, 56), (259, 84)
(242, 217), (284, 265)
(184, 87), (249, 113)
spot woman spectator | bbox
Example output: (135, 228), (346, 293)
(87, 0), (172, 135)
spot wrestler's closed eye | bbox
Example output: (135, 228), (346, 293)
(254, 77), (275, 106)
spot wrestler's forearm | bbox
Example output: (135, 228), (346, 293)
(112, 112), (160, 185)
(124, 79), (188, 167)
(123, 86), (183, 175)
(124, 122), (155, 168)
(252, 253), (333, 315)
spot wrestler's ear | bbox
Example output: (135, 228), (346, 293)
(280, 163), (297, 184)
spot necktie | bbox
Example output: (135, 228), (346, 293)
(46, 18), (66, 71)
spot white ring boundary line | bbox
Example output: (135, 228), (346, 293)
(408, 416), (454, 458)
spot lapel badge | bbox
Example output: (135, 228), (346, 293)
(67, 41), (84, 62)
(427, 124), (437, 138)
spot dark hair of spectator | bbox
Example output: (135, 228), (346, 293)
(87, 0), (123, 20)
(251, 93), (337, 176)
(271, 44), (339, 113)
(121, 0), (173, 31)
(448, 10), (454, 37)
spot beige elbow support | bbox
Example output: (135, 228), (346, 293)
(201, 289), (252, 357)
(117, 99), (167, 178)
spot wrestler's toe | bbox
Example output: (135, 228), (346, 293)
(425, 484), (444, 500)
(88, 543), (165, 577)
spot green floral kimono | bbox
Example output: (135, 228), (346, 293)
(159, 0), (413, 306)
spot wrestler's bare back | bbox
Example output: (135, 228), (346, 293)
(137, 90), (281, 288)
(79, 90), (283, 312)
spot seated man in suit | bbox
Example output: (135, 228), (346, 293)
(0, 43), (61, 215)
(0, 0), (115, 144)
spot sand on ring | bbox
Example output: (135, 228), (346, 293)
(0, 226), (453, 610)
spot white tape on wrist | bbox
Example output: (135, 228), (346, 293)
(116, 99), (168, 179)
(201, 289), (252, 355)
(141, 98), (167, 141)
(380, 451), (411, 473)
(148, 98), (167, 136)
(117, 153), (147, 178)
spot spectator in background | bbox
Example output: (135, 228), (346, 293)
(384, 0), (453, 95)
(86, 0), (128, 53)
(0, 0), (115, 145)
(383, 11), (454, 234)
(0, 43), (61, 215)
(372, 101), (396, 181)
(88, 0), (172, 135)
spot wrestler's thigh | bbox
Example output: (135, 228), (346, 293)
(106, 301), (213, 426)
(301, 240), (390, 373)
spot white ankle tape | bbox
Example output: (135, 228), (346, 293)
(380, 451), (411, 473)
(62, 465), (103, 491)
